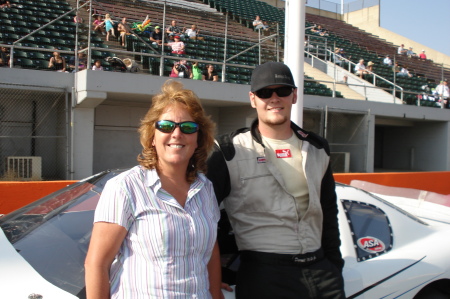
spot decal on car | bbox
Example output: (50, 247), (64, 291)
(357, 236), (386, 253)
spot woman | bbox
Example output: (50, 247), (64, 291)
(104, 13), (115, 41)
(85, 80), (222, 299)
(168, 35), (186, 54)
(48, 51), (66, 72)
(202, 64), (219, 81)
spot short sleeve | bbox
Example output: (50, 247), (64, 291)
(94, 178), (135, 231)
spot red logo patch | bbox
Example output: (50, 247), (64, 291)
(257, 157), (266, 163)
(357, 236), (385, 253)
(275, 149), (292, 158)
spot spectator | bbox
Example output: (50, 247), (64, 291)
(166, 20), (184, 39)
(69, 52), (87, 72)
(304, 36), (315, 50)
(184, 24), (204, 41)
(168, 36), (185, 55)
(339, 75), (348, 85)
(311, 24), (324, 34)
(406, 47), (417, 58)
(73, 12), (84, 24)
(104, 13), (116, 42)
(392, 62), (401, 74)
(202, 64), (218, 81)
(366, 61), (374, 73)
(150, 26), (163, 46)
(398, 44), (407, 55)
(436, 80), (449, 108)
(123, 58), (139, 72)
(0, 0), (11, 9)
(397, 66), (413, 78)
(383, 55), (392, 66)
(0, 46), (11, 67)
(92, 59), (103, 71)
(354, 59), (368, 78)
(319, 29), (329, 37)
(333, 48), (343, 65)
(48, 51), (66, 72)
(170, 60), (191, 78)
(419, 50), (427, 60)
(117, 17), (131, 47)
(253, 15), (269, 31)
(93, 15), (105, 35)
(191, 61), (202, 80)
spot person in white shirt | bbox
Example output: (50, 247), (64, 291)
(436, 80), (449, 108)
(383, 55), (392, 66)
(253, 15), (268, 31)
(184, 24), (204, 40)
(397, 66), (413, 78)
(354, 59), (367, 78)
(398, 44), (407, 55)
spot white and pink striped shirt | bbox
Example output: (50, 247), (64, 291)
(94, 166), (220, 298)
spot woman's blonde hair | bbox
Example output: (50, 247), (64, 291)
(137, 80), (215, 183)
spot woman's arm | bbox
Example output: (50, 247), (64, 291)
(61, 57), (66, 72)
(85, 222), (127, 299)
(48, 57), (54, 68)
(207, 241), (223, 299)
(212, 75), (219, 82)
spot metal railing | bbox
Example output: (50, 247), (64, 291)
(305, 45), (404, 104)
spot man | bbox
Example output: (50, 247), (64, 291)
(117, 17), (131, 47)
(253, 15), (268, 31)
(150, 26), (163, 46)
(354, 59), (367, 78)
(398, 44), (407, 55)
(392, 62), (401, 74)
(166, 20), (184, 39)
(383, 55), (392, 66)
(406, 47), (416, 58)
(435, 80), (449, 109)
(207, 62), (345, 299)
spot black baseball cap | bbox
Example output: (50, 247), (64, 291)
(250, 62), (296, 92)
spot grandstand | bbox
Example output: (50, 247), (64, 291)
(1, 0), (450, 181)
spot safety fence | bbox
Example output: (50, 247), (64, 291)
(0, 83), (69, 181)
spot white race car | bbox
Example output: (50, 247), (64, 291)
(1, 169), (449, 299)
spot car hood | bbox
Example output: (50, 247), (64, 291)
(0, 228), (77, 299)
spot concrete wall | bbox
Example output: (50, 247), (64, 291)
(380, 121), (450, 171)
(2, 68), (450, 179)
(343, 5), (450, 65)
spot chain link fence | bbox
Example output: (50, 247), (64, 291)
(0, 84), (69, 181)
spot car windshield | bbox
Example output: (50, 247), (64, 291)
(0, 169), (124, 298)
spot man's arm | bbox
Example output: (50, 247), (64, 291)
(320, 163), (344, 271)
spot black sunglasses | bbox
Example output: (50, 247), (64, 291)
(255, 86), (293, 99)
(155, 120), (199, 134)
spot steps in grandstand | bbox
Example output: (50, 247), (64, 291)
(304, 63), (365, 101)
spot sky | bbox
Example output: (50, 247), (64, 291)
(325, 0), (450, 57)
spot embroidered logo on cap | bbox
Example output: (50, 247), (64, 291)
(275, 149), (292, 158)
